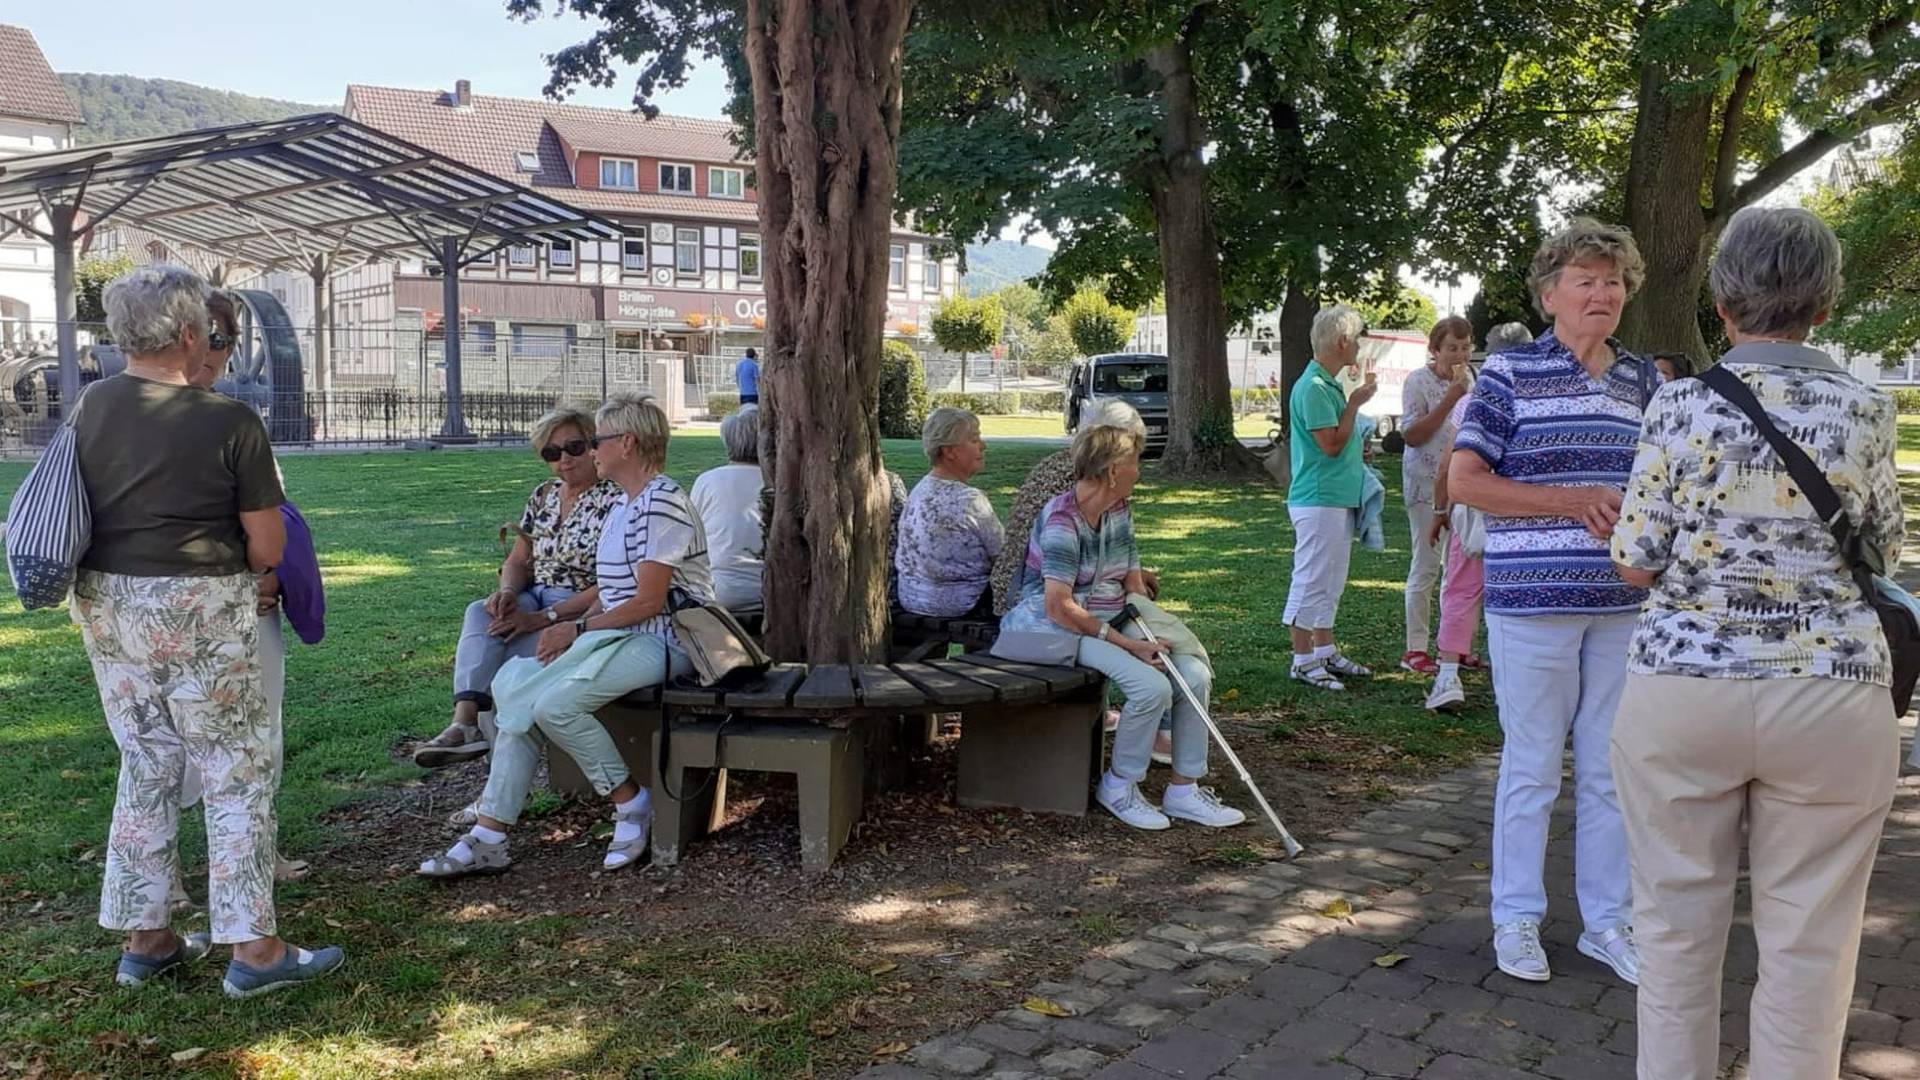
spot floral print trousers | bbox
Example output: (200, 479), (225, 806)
(72, 570), (278, 944)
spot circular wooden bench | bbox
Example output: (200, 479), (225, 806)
(574, 655), (1106, 874)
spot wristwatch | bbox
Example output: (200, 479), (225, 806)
(574, 615), (591, 635)
(1097, 623), (1112, 642)
(544, 608), (559, 624)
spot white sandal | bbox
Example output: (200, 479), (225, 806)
(603, 807), (651, 871)
(1291, 660), (1346, 692)
(417, 830), (510, 879)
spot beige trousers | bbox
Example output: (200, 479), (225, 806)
(1612, 673), (1897, 1080)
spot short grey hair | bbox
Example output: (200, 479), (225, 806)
(1485, 322), (1534, 354)
(1528, 217), (1645, 315)
(103, 264), (210, 355)
(921, 405), (980, 464)
(1709, 206), (1844, 337)
(721, 404), (760, 463)
(1076, 397), (1147, 438)
(596, 390), (670, 470)
(1309, 305), (1365, 357)
(531, 404), (596, 451)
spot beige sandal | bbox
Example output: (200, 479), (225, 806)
(417, 831), (510, 879)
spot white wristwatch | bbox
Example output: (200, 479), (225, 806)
(544, 608), (559, 624)
(1097, 623), (1112, 642)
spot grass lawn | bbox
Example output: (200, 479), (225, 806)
(0, 432), (1493, 1077)
(1899, 415), (1920, 468)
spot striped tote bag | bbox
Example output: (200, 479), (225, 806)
(5, 421), (90, 609)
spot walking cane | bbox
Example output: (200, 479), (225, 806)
(1112, 604), (1305, 857)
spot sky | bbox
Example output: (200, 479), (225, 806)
(4, 0), (734, 116)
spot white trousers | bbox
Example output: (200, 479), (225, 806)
(1487, 611), (1635, 932)
(1403, 497), (1444, 653)
(1282, 505), (1354, 630)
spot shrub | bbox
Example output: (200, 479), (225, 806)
(931, 391), (1020, 415)
(1891, 388), (1920, 415)
(879, 339), (930, 438)
(1021, 390), (1065, 413)
(706, 392), (741, 418)
(1062, 288), (1135, 356)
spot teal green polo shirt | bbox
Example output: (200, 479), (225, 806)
(1288, 361), (1363, 508)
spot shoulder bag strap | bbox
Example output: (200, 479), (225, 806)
(1697, 364), (1869, 584)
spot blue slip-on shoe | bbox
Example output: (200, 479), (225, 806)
(221, 943), (344, 999)
(116, 932), (213, 987)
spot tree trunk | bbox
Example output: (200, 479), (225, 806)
(1277, 276), (1316, 433)
(746, 0), (912, 662)
(1620, 63), (1715, 361)
(1144, 32), (1262, 479)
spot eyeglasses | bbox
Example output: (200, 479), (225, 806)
(539, 438), (589, 462)
(208, 330), (233, 352)
(588, 434), (627, 450)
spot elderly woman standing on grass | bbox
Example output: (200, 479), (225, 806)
(897, 406), (1005, 618)
(1451, 218), (1658, 987)
(1421, 321), (1533, 712)
(70, 265), (340, 997)
(420, 391), (715, 878)
(414, 405), (623, 770)
(1000, 407), (1242, 830)
(690, 405), (767, 618)
(1396, 315), (1474, 676)
(1280, 304), (1378, 691)
(1611, 208), (1904, 1080)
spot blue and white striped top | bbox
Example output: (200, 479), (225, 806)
(594, 474), (715, 644)
(1454, 331), (1653, 616)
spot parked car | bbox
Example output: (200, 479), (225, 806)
(1065, 352), (1169, 457)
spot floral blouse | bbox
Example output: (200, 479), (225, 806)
(518, 477), (624, 592)
(1613, 345), (1903, 684)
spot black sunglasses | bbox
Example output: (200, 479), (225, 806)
(208, 329), (233, 351)
(539, 438), (589, 462)
(588, 434), (628, 450)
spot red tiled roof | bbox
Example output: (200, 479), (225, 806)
(0, 25), (82, 125)
(547, 113), (743, 165)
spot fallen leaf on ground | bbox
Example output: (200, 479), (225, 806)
(170, 1048), (209, 1063)
(59, 769), (85, 780)
(1471, 861), (1489, 871)
(873, 1042), (910, 1057)
(1495, 1017), (1517, 1028)
(1021, 996), (1074, 1018)
(1222, 688), (1241, 701)
(926, 884), (967, 899)
(1087, 874), (1119, 888)
(867, 962), (898, 976)
(1318, 898), (1353, 920)
(1372, 953), (1410, 968)
(809, 1020), (839, 1037)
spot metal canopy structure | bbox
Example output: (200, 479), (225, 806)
(0, 112), (622, 438)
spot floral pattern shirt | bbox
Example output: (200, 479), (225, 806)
(1400, 364), (1462, 508)
(1613, 344), (1903, 684)
(519, 478), (624, 592)
(896, 474), (1005, 617)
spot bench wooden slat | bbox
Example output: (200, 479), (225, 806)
(925, 657), (1048, 704)
(724, 663), (809, 709)
(852, 664), (930, 709)
(617, 683), (666, 707)
(791, 664), (859, 709)
(954, 652), (1095, 693)
(660, 679), (721, 708)
(888, 662), (997, 707)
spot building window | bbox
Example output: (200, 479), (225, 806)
(549, 239), (574, 269)
(514, 150), (540, 173)
(889, 244), (906, 289)
(622, 235), (647, 272)
(508, 245), (537, 268)
(708, 167), (745, 199)
(600, 157), (638, 190)
(676, 227), (700, 276)
(926, 258), (942, 291)
(660, 162), (695, 194)
(740, 233), (762, 281)
(470, 247), (495, 266)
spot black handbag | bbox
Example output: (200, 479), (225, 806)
(1698, 365), (1920, 717)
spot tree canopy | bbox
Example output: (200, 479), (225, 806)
(1061, 288), (1136, 356)
(1814, 132), (1920, 360)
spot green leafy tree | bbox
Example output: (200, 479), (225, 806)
(1061, 288), (1135, 356)
(60, 74), (315, 144)
(1813, 134), (1920, 361)
(1343, 282), (1439, 334)
(930, 293), (1004, 391)
(75, 254), (136, 329)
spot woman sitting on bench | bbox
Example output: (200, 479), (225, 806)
(419, 391), (716, 878)
(999, 404), (1245, 832)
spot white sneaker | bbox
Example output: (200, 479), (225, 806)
(1425, 671), (1466, 712)
(1578, 924), (1641, 986)
(1494, 920), (1551, 982)
(1162, 785), (1247, 828)
(1097, 780), (1171, 831)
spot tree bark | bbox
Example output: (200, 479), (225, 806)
(1620, 63), (1718, 361)
(746, 0), (912, 662)
(1143, 30), (1262, 479)
(1277, 275), (1316, 433)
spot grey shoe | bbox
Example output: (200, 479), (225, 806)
(603, 805), (651, 871)
(116, 932), (212, 987)
(222, 944), (344, 999)
(417, 830), (511, 879)
(413, 721), (490, 768)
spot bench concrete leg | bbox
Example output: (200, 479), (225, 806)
(551, 704), (660, 799)
(957, 687), (1103, 816)
(797, 726), (865, 876)
(650, 725), (722, 868)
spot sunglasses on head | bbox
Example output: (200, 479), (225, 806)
(539, 438), (589, 462)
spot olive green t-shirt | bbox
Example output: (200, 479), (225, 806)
(73, 374), (284, 577)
